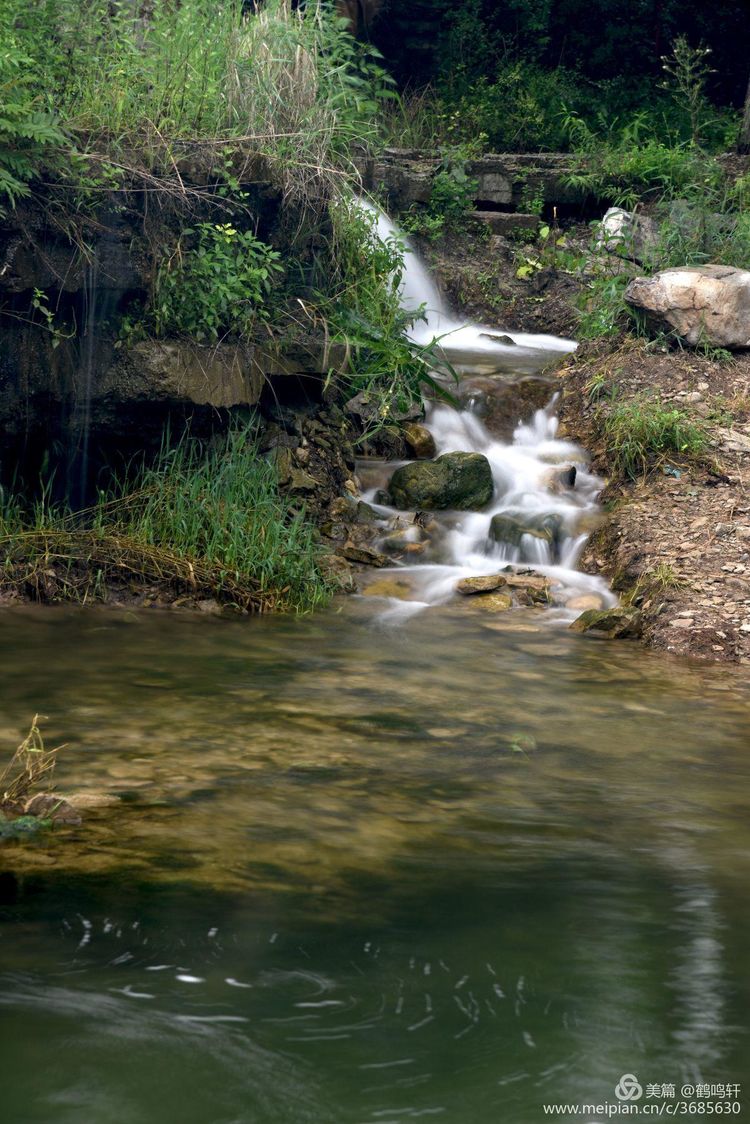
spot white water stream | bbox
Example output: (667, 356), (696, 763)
(356, 202), (615, 621)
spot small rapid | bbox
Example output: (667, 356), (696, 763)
(356, 201), (615, 619)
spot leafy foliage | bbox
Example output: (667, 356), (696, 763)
(0, 22), (66, 213)
(152, 223), (283, 342)
(316, 197), (457, 427)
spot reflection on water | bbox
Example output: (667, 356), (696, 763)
(0, 603), (749, 1122)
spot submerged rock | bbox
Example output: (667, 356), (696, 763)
(472, 591), (513, 612)
(565, 593), (605, 612)
(361, 578), (414, 600)
(403, 423), (437, 460)
(569, 606), (642, 639)
(489, 512), (562, 550)
(24, 793), (82, 825)
(624, 265), (750, 350)
(389, 452), (494, 511)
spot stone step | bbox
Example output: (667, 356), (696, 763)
(470, 210), (540, 235)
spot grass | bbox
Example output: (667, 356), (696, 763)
(0, 716), (60, 809)
(0, 425), (331, 613)
(5, 0), (392, 213)
(598, 396), (708, 480)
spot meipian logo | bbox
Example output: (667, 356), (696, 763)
(615, 1073), (643, 1102)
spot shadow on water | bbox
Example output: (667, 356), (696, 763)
(0, 604), (749, 1122)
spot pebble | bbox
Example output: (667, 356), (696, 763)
(669, 618), (694, 628)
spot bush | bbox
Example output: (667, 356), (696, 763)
(400, 143), (478, 240)
(6, 0), (393, 210)
(313, 197), (456, 427)
(0, 23), (66, 213)
(152, 223), (283, 342)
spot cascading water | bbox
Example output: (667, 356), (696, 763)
(355, 202), (615, 620)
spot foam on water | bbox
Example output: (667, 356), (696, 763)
(356, 199), (614, 620)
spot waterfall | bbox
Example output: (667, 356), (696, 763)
(355, 199), (615, 620)
(358, 198), (577, 363)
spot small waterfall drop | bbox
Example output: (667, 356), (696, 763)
(355, 201), (615, 621)
(359, 198), (577, 366)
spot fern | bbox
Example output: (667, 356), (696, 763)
(0, 34), (65, 213)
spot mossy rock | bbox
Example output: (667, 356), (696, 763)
(489, 512), (562, 549)
(0, 811), (52, 840)
(569, 606), (642, 639)
(389, 452), (493, 511)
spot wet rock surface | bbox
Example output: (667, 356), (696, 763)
(389, 452), (494, 511)
(569, 606), (643, 639)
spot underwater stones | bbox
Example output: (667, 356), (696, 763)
(489, 512), (562, 549)
(472, 591), (513, 612)
(569, 606), (642, 639)
(361, 578), (414, 600)
(456, 573), (508, 595)
(389, 452), (493, 511)
(403, 422), (437, 460)
(565, 593), (605, 613)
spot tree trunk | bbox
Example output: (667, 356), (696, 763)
(739, 73), (750, 153)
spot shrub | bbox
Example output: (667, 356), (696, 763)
(400, 143), (478, 240)
(313, 197), (456, 427)
(0, 25), (66, 213)
(152, 223), (283, 342)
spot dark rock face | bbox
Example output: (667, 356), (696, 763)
(389, 452), (493, 511)
(489, 511), (562, 550)
(457, 376), (554, 440)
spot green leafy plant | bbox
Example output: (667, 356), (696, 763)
(401, 143), (478, 241)
(152, 223), (283, 342)
(516, 220), (570, 280)
(660, 37), (715, 147)
(315, 197), (457, 428)
(0, 28), (66, 213)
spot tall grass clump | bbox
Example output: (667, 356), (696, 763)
(0, 426), (331, 612)
(598, 397), (707, 480)
(312, 196), (457, 427)
(2, 0), (392, 211)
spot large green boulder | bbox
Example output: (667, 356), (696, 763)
(389, 452), (494, 511)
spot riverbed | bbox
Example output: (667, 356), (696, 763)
(1, 603), (749, 1122)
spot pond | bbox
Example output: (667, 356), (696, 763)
(0, 603), (749, 1122)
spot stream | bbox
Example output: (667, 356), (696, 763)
(1, 606), (750, 1122)
(1, 219), (749, 1123)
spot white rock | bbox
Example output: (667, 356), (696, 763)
(624, 265), (750, 350)
(596, 207), (659, 265)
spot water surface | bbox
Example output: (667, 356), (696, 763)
(1, 604), (749, 1122)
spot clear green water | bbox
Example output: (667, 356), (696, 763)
(0, 603), (749, 1123)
